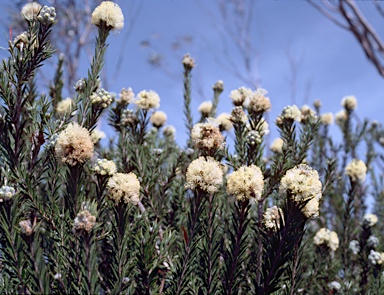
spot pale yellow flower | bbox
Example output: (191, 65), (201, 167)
(335, 109), (348, 126)
(91, 1), (124, 31)
(263, 206), (283, 230)
(107, 173), (140, 205)
(230, 87), (252, 106)
(341, 95), (357, 111)
(163, 125), (176, 138)
(364, 213), (378, 227)
(270, 138), (284, 154)
(56, 98), (74, 116)
(55, 123), (94, 166)
(314, 228), (339, 251)
(91, 129), (106, 144)
(150, 111), (167, 128)
(135, 90), (160, 110)
(21, 2), (41, 20)
(216, 113), (233, 131)
(94, 159), (117, 176)
(185, 157), (223, 193)
(321, 113), (334, 125)
(226, 165), (264, 201)
(198, 101), (213, 116)
(247, 88), (271, 113)
(345, 159), (367, 182)
(281, 105), (301, 122)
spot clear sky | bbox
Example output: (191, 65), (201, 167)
(1, 0), (384, 146)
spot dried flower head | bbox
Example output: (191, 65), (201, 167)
(281, 105), (301, 122)
(280, 164), (322, 218)
(313, 228), (339, 251)
(56, 98), (74, 116)
(198, 101), (213, 116)
(37, 6), (56, 25)
(135, 90), (160, 110)
(216, 113), (233, 131)
(341, 95), (357, 111)
(363, 213), (378, 227)
(185, 157), (223, 193)
(191, 121), (225, 153)
(226, 165), (264, 201)
(21, 2), (42, 20)
(182, 53), (195, 69)
(270, 138), (284, 154)
(19, 219), (33, 236)
(230, 87), (252, 107)
(90, 88), (113, 109)
(247, 88), (271, 113)
(150, 111), (167, 128)
(213, 80), (224, 93)
(107, 173), (141, 205)
(231, 106), (248, 124)
(313, 99), (322, 109)
(91, 129), (106, 144)
(94, 159), (117, 176)
(0, 185), (16, 201)
(321, 113), (334, 125)
(118, 87), (134, 105)
(163, 125), (176, 138)
(263, 206), (283, 230)
(74, 210), (96, 232)
(91, 1), (124, 31)
(345, 159), (367, 183)
(55, 123), (94, 166)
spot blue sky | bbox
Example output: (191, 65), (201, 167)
(1, 0), (384, 146)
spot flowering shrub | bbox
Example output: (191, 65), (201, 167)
(0, 1), (384, 294)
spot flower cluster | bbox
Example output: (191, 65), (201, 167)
(226, 165), (264, 201)
(55, 123), (94, 166)
(118, 87), (134, 105)
(230, 87), (252, 107)
(74, 210), (97, 232)
(341, 95), (357, 111)
(90, 88), (113, 109)
(247, 88), (271, 113)
(91, 1), (124, 31)
(198, 101), (213, 116)
(94, 159), (117, 176)
(263, 206), (283, 230)
(107, 173), (140, 205)
(191, 121), (225, 153)
(345, 159), (367, 182)
(363, 213), (378, 227)
(182, 53), (195, 69)
(368, 250), (384, 265)
(270, 138), (284, 153)
(56, 98), (74, 116)
(216, 113), (233, 131)
(185, 157), (223, 193)
(21, 2), (41, 20)
(231, 106), (248, 124)
(280, 105), (301, 122)
(37, 6), (56, 25)
(135, 90), (160, 110)
(91, 129), (106, 144)
(150, 111), (167, 128)
(0, 185), (16, 201)
(280, 164), (322, 218)
(320, 113), (334, 125)
(313, 228), (339, 251)
(349, 240), (360, 255)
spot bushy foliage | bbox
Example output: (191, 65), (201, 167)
(0, 2), (383, 294)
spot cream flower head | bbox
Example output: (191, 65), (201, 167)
(230, 87), (253, 107)
(185, 157), (223, 193)
(320, 113), (334, 125)
(91, 1), (124, 31)
(270, 138), (284, 154)
(56, 98), (74, 116)
(335, 109), (348, 126)
(21, 2), (41, 20)
(216, 113), (233, 131)
(281, 105), (301, 122)
(341, 95), (357, 111)
(55, 123), (94, 166)
(247, 88), (271, 113)
(345, 159), (367, 182)
(107, 173), (140, 205)
(135, 90), (160, 110)
(74, 210), (96, 232)
(280, 164), (322, 218)
(198, 101), (213, 116)
(226, 165), (264, 201)
(94, 159), (117, 176)
(263, 206), (283, 230)
(314, 228), (339, 251)
(150, 111), (167, 128)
